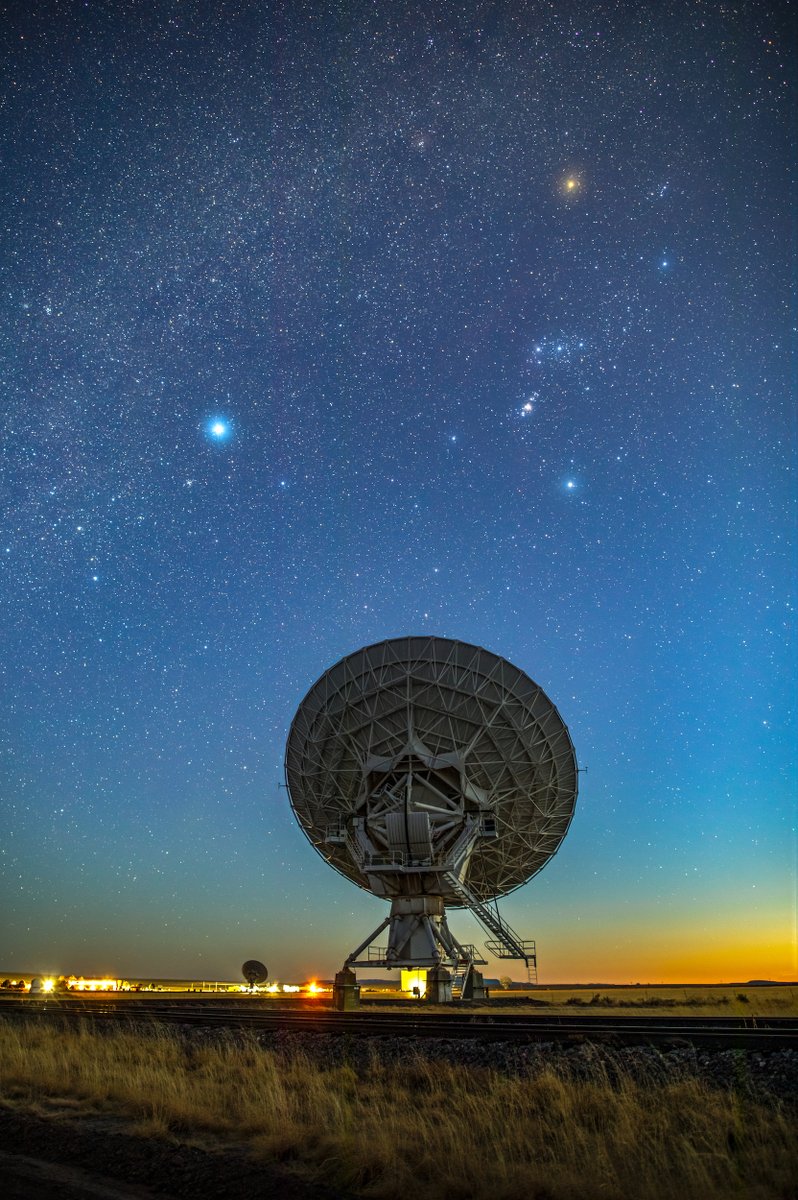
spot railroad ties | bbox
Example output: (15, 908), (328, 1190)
(1, 995), (796, 1053)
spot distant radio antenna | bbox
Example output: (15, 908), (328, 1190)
(241, 960), (268, 988)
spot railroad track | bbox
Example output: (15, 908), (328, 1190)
(1, 997), (796, 1051)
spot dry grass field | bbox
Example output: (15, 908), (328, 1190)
(506, 985), (798, 1016)
(370, 984), (798, 1017)
(0, 1020), (795, 1200)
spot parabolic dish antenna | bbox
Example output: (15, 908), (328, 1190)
(285, 637), (577, 995)
(241, 960), (268, 988)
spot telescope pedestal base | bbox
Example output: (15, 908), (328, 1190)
(333, 966), (360, 1010)
(346, 895), (471, 971)
(425, 965), (452, 1003)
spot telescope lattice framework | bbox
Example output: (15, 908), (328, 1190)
(285, 637), (577, 983)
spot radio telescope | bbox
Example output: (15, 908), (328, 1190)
(285, 637), (577, 999)
(241, 960), (268, 988)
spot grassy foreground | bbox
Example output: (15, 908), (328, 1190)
(0, 1021), (795, 1200)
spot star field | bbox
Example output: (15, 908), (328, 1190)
(1, 0), (795, 982)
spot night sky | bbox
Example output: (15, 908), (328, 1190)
(2, 1), (795, 984)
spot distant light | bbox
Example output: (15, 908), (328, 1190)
(42, 978), (55, 993)
(401, 969), (428, 997)
(70, 977), (118, 992)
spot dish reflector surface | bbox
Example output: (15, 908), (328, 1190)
(285, 637), (577, 902)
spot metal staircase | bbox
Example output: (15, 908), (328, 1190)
(444, 871), (537, 975)
(451, 960), (473, 999)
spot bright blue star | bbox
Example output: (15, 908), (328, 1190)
(205, 417), (232, 442)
